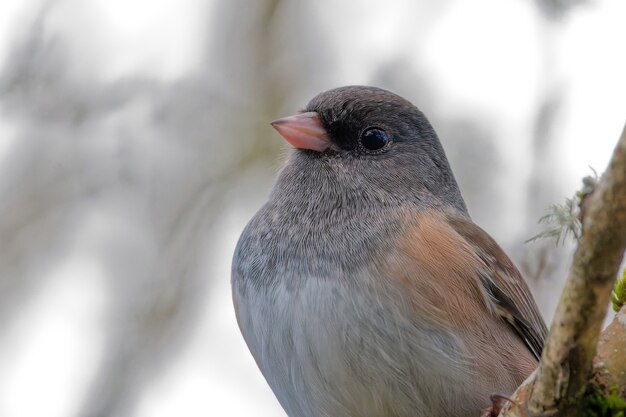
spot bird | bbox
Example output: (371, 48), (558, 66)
(231, 86), (547, 417)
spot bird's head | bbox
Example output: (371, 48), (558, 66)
(271, 85), (468, 214)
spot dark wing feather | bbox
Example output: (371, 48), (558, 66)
(447, 215), (548, 360)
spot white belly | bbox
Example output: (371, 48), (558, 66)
(234, 273), (478, 417)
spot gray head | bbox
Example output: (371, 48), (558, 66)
(270, 85), (468, 215)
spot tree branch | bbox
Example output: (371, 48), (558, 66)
(500, 124), (626, 417)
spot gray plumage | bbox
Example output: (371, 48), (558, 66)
(232, 86), (546, 417)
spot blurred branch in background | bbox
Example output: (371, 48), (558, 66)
(0, 8), (217, 416)
(0, 0), (329, 416)
(534, 0), (591, 20)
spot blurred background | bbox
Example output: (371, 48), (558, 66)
(0, 0), (625, 416)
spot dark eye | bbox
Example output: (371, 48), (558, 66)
(360, 128), (390, 151)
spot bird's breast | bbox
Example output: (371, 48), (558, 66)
(232, 199), (408, 291)
(232, 207), (477, 416)
(233, 261), (472, 417)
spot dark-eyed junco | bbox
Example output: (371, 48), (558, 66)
(232, 86), (547, 417)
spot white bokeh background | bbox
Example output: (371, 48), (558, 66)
(0, 1), (625, 416)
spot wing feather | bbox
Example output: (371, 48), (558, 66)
(446, 215), (548, 360)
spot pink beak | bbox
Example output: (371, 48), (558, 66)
(271, 112), (331, 152)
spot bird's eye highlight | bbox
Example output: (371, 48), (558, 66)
(360, 128), (390, 151)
